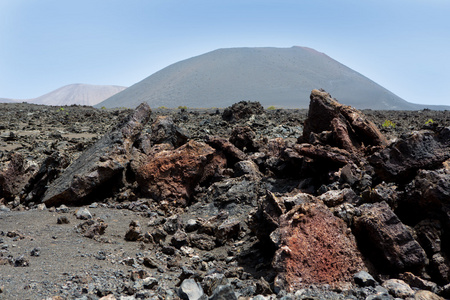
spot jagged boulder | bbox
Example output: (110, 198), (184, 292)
(271, 198), (366, 291)
(369, 128), (450, 182)
(41, 103), (151, 206)
(133, 140), (217, 206)
(151, 115), (190, 148)
(22, 152), (71, 203)
(222, 101), (264, 122)
(354, 201), (427, 272)
(0, 153), (38, 201)
(301, 89), (387, 152)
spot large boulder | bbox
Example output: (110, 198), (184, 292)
(302, 89), (387, 153)
(272, 198), (366, 291)
(41, 103), (151, 206)
(151, 115), (190, 148)
(222, 101), (264, 122)
(369, 128), (450, 182)
(0, 153), (38, 201)
(133, 140), (217, 206)
(354, 201), (427, 272)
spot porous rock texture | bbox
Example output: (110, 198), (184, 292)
(1, 91), (450, 299)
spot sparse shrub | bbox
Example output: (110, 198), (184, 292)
(425, 118), (434, 125)
(267, 106), (277, 110)
(101, 106), (106, 110)
(382, 120), (396, 128)
(178, 106), (187, 110)
(158, 106), (168, 109)
(59, 107), (65, 111)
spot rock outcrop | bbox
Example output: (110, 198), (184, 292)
(41, 103), (151, 206)
(302, 89), (387, 152)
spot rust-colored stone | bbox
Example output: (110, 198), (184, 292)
(135, 140), (216, 206)
(272, 199), (366, 291)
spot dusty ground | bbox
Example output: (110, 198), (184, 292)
(0, 102), (449, 299)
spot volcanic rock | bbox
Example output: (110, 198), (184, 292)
(302, 89), (387, 152)
(22, 152), (70, 204)
(271, 198), (366, 291)
(0, 153), (38, 200)
(133, 140), (216, 206)
(369, 128), (450, 182)
(41, 103), (151, 206)
(222, 101), (264, 122)
(354, 201), (427, 272)
(150, 115), (190, 148)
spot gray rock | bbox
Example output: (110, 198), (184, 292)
(185, 219), (199, 232)
(57, 216), (70, 224)
(382, 279), (414, 298)
(209, 284), (237, 300)
(202, 273), (228, 296)
(76, 207), (92, 220)
(354, 270), (377, 287)
(178, 278), (206, 300)
(56, 204), (69, 213)
(42, 103), (151, 206)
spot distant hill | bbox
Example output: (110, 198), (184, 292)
(96, 47), (449, 110)
(1, 84), (126, 106)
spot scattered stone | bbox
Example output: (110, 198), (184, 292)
(14, 255), (30, 267)
(354, 270), (377, 287)
(178, 278), (206, 300)
(57, 216), (70, 224)
(75, 207), (92, 220)
(151, 115), (190, 148)
(209, 284), (237, 300)
(222, 101), (264, 122)
(0, 153), (38, 201)
(56, 204), (70, 213)
(414, 290), (444, 300)
(124, 220), (143, 241)
(134, 140), (217, 206)
(382, 279), (415, 298)
(369, 128), (450, 182)
(76, 219), (108, 239)
(30, 247), (40, 257)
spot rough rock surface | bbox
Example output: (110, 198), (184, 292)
(1, 92), (450, 299)
(133, 140), (217, 206)
(354, 201), (427, 272)
(41, 103), (151, 206)
(272, 199), (366, 291)
(302, 89), (387, 152)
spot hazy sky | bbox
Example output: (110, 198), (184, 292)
(1, 0), (449, 106)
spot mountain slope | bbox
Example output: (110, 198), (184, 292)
(31, 84), (126, 106)
(1, 84), (126, 106)
(97, 47), (445, 110)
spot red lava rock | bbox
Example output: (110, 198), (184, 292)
(134, 140), (217, 206)
(302, 89), (387, 152)
(272, 199), (366, 291)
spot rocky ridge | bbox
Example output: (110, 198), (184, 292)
(0, 91), (449, 300)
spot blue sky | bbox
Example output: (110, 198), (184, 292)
(1, 0), (449, 106)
